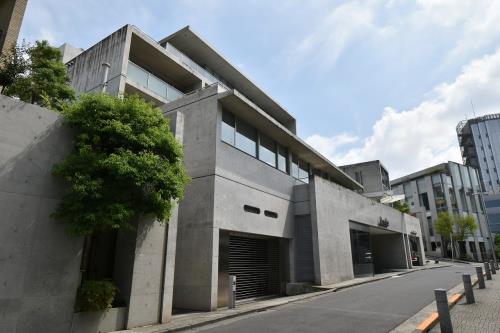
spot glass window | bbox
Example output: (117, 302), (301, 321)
(427, 216), (434, 236)
(403, 183), (413, 205)
(291, 154), (299, 179)
(432, 174), (447, 211)
(446, 175), (458, 213)
(259, 133), (277, 167)
(298, 160), (309, 183)
(235, 118), (257, 157)
(277, 145), (288, 173)
(221, 110), (235, 145)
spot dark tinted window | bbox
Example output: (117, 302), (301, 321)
(259, 133), (276, 167)
(221, 110), (235, 145)
(235, 118), (257, 157)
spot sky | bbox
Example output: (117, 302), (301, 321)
(19, 0), (500, 179)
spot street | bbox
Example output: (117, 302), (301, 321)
(195, 264), (475, 333)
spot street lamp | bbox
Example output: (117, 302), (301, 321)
(472, 191), (497, 262)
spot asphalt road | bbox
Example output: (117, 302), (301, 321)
(195, 264), (475, 333)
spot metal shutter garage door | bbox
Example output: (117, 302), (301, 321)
(228, 235), (280, 300)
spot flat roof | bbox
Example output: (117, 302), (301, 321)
(390, 163), (448, 186)
(159, 26), (296, 131)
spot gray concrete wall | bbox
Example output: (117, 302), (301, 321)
(0, 95), (83, 333)
(66, 25), (130, 96)
(162, 88), (219, 311)
(309, 175), (423, 285)
(340, 161), (383, 193)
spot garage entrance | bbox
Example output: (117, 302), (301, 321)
(218, 231), (283, 307)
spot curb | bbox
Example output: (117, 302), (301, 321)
(141, 265), (453, 333)
(414, 276), (480, 332)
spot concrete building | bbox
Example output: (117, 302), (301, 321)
(0, 0), (28, 54)
(391, 162), (493, 261)
(457, 114), (500, 233)
(339, 160), (391, 199)
(0, 24), (424, 332)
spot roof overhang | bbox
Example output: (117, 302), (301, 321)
(159, 26), (296, 132)
(218, 89), (363, 191)
(391, 163), (448, 186)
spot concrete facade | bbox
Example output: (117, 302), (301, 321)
(391, 162), (493, 261)
(339, 160), (390, 195)
(0, 24), (425, 332)
(0, 95), (82, 333)
(0, 0), (28, 54)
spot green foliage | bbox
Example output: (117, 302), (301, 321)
(52, 93), (190, 236)
(435, 212), (478, 241)
(0, 43), (29, 93)
(495, 234), (500, 258)
(3, 40), (74, 110)
(393, 200), (410, 214)
(75, 280), (118, 312)
(435, 212), (453, 238)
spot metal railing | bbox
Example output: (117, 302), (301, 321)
(127, 61), (184, 102)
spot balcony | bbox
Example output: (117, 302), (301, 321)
(165, 42), (230, 91)
(127, 61), (184, 102)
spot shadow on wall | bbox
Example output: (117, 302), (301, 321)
(0, 96), (84, 333)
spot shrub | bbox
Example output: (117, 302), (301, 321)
(52, 93), (190, 236)
(75, 280), (118, 312)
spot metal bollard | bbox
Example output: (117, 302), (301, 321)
(490, 260), (496, 275)
(228, 275), (236, 309)
(484, 262), (492, 280)
(476, 266), (485, 289)
(462, 274), (475, 304)
(435, 289), (454, 333)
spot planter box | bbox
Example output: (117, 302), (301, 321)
(71, 307), (127, 333)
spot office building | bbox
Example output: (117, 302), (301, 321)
(391, 161), (493, 261)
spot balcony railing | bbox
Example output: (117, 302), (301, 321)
(127, 61), (184, 102)
(165, 42), (230, 91)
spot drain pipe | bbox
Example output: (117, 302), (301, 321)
(101, 62), (111, 93)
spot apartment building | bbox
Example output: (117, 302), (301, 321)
(457, 114), (500, 233)
(391, 162), (493, 261)
(55, 24), (425, 331)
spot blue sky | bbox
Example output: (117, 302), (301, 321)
(19, 0), (500, 178)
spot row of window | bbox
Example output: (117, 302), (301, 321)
(221, 110), (310, 183)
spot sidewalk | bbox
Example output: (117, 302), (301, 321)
(429, 269), (500, 333)
(113, 262), (450, 333)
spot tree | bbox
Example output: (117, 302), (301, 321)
(4, 40), (74, 110)
(435, 212), (478, 259)
(393, 200), (410, 214)
(0, 43), (29, 94)
(52, 93), (190, 236)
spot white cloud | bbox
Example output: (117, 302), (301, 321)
(306, 48), (500, 178)
(286, 0), (391, 73)
(306, 133), (359, 159)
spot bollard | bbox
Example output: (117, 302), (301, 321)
(435, 288), (454, 333)
(484, 262), (492, 280)
(476, 266), (485, 289)
(462, 274), (475, 304)
(495, 261), (499, 270)
(490, 260), (496, 275)
(228, 275), (236, 309)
